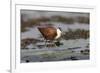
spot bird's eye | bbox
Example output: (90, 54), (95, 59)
(58, 27), (62, 31)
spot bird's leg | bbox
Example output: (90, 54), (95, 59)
(53, 40), (57, 47)
(54, 42), (57, 47)
(45, 40), (47, 48)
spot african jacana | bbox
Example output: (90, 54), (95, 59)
(38, 26), (62, 46)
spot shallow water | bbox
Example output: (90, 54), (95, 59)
(21, 22), (89, 63)
(21, 38), (89, 63)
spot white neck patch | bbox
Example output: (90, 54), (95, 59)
(55, 28), (62, 39)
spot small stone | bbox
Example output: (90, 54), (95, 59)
(26, 60), (30, 63)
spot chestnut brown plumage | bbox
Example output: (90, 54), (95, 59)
(38, 27), (57, 40)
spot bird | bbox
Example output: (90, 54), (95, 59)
(37, 26), (62, 46)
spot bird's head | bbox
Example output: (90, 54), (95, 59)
(58, 27), (66, 36)
(58, 27), (62, 31)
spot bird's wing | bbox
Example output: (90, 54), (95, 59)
(38, 27), (57, 40)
